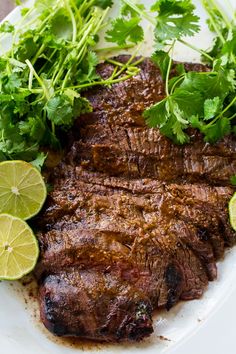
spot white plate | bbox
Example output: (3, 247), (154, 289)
(0, 1), (236, 353)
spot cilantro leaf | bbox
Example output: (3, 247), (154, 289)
(21, 8), (30, 16)
(179, 67), (235, 101)
(106, 17), (144, 46)
(0, 21), (14, 33)
(19, 117), (46, 142)
(204, 97), (221, 120)
(189, 115), (205, 131)
(73, 96), (92, 117)
(172, 120), (189, 144)
(63, 89), (92, 117)
(45, 95), (74, 127)
(172, 88), (204, 118)
(0, 118), (39, 160)
(45, 94), (91, 128)
(230, 175), (236, 186)
(203, 117), (231, 143)
(222, 30), (236, 58)
(34, 0), (57, 11)
(151, 50), (171, 81)
(15, 32), (38, 62)
(143, 99), (168, 127)
(78, 51), (100, 83)
(2, 73), (22, 94)
(49, 10), (73, 41)
(144, 97), (190, 144)
(87, 52), (99, 78)
(30, 152), (47, 171)
(151, 0), (200, 44)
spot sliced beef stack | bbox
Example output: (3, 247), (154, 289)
(35, 57), (236, 342)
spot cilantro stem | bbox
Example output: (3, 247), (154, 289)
(106, 59), (124, 67)
(170, 74), (185, 95)
(178, 39), (214, 62)
(201, 0), (226, 43)
(165, 58), (172, 97)
(28, 67), (33, 90)
(37, 11), (57, 36)
(53, 20), (94, 85)
(93, 8), (110, 34)
(132, 57), (145, 67)
(229, 113), (236, 121)
(207, 0), (233, 29)
(8, 7), (36, 56)
(80, 0), (94, 14)
(61, 73), (139, 91)
(96, 44), (136, 52)
(64, 0), (77, 43)
(32, 43), (46, 66)
(69, 0), (83, 28)
(165, 41), (176, 96)
(60, 8), (109, 92)
(216, 95), (236, 119)
(25, 59), (50, 100)
(19, 88), (42, 94)
(109, 44), (143, 81)
(53, 6), (106, 88)
(105, 57), (143, 81)
(38, 49), (58, 76)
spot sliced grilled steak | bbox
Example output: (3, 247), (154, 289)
(36, 56), (236, 342)
(40, 269), (153, 341)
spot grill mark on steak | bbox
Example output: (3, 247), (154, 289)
(79, 124), (236, 159)
(35, 56), (236, 342)
(75, 140), (236, 183)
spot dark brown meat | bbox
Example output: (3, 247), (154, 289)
(35, 56), (236, 342)
(40, 269), (153, 341)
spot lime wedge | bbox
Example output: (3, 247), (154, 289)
(0, 214), (39, 280)
(229, 192), (236, 231)
(0, 160), (47, 220)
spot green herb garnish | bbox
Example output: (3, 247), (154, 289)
(139, 0), (236, 144)
(0, 0), (142, 165)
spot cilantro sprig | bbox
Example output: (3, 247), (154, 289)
(126, 0), (236, 144)
(151, 0), (200, 49)
(105, 2), (144, 46)
(0, 0), (143, 167)
(111, 0), (235, 144)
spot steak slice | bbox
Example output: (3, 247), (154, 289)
(74, 122), (236, 184)
(39, 269), (153, 341)
(75, 140), (236, 184)
(35, 56), (236, 342)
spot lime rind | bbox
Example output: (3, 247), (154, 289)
(0, 214), (39, 281)
(229, 193), (236, 232)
